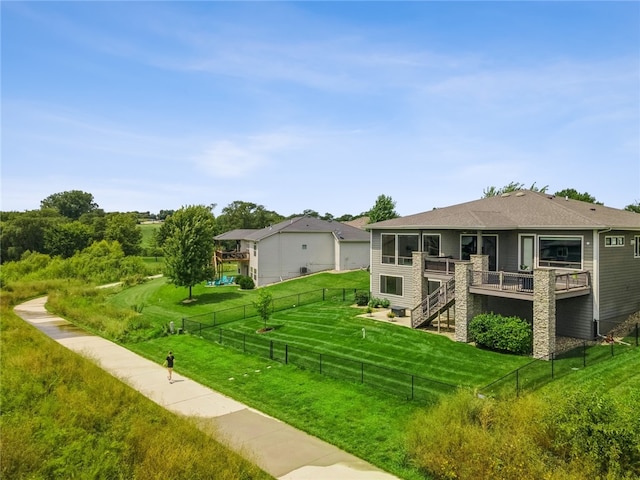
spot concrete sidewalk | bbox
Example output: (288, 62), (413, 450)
(14, 297), (400, 480)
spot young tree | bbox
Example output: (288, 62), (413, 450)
(367, 194), (399, 224)
(104, 213), (142, 256)
(253, 289), (273, 331)
(40, 190), (100, 220)
(162, 205), (216, 300)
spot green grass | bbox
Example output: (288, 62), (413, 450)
(0, 284), (273, 480)
(138, 222), (162, 248)
(43, 271), (640, 480)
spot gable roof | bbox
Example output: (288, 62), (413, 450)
(368, 190), (640, 231)
(215, 216), (371, 242)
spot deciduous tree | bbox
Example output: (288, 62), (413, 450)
(162, 205), (216, 300)
(40, 190), (100, 220)
(44, 221), (93, 258)
(104, 213), (142, 256)
(367, 194), (399, 224)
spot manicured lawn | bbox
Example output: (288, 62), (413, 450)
(105, 271), (530, 479)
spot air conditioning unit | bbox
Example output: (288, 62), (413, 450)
(300, 267), (308, 274)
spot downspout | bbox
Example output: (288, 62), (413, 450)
(593, 227), (612, 337)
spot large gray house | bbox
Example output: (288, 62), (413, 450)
(214, 216), (370, 287)
(367, 191), (640, 358)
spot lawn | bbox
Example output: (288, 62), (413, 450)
(96, 271), (533, 479)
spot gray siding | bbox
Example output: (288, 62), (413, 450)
(556, 296), (594, 339)
(598, 230), (640, 323)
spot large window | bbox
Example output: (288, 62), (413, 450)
(380, 275), (403, 296)
(381, 233), (419, 265)
(423, 234), (440, 256)
(398, 234), (419, 265)
(382, 234), (395, 264)
(538, 236), (582, 269)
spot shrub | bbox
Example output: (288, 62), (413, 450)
(469, 312), (532, 355)
(355, 291), (369, 306)
(236, 275), (255, 290)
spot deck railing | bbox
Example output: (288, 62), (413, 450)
(424, 257), (457, 275)
(216, 250), (250, 262)
(470, 270), (589, 294)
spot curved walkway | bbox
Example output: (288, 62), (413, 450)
(14, 297), (399, 480)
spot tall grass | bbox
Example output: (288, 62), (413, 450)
(406, 351), (640, 480)
(0, 284), (273, 480)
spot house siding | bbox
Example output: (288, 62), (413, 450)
(257, 232), (336, 286)
(556, 296), (594, 339)
(598, 230), (640, 326)
(370, 230), (416, 308)
(337, 241), (370, 271)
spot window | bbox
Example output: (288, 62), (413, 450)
(381, 233), (418, 265)
(381, 234), (395, 264)
(539, 236), (582, 269)
(380, 275), (403, 296)
(460, 234), (498, 271)
(302, 244), (307, 250)
(635, 236), (640, 258)
(398, 234), (419, 266)
(605, 236), (625, 247)
(423, 234), (440, 256)
(253, 242), (257, 256)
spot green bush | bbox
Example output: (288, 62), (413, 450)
(355, 291), (370, 306)
(546, 389), (640, 478)
(469, 312), (532, 355)
(236, 275), (255, 290)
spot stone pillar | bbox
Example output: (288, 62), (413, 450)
(470, 254), (489, 272)
(533, 269), (556, 359)
(455, 259), (488, 343)
(454, 262), (472, 342)
(412, 251), (428, 308)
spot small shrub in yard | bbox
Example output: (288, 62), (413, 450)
(469, 312), (532, 355)
(236, 275), (255, 290)
(355, 291), (369, 306)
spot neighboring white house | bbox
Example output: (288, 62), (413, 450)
(214, 216), (370, 287)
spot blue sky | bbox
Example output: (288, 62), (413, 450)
(2, 1), (639, 217)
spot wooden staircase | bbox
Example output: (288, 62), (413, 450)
(411, 278), (455, 329)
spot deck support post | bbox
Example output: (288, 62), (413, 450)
(533, 269), (556, 359)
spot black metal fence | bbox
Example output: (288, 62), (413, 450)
(480, 323), (639, 398)
(193, 325), (458, 403)
(183, 288), (368, 329)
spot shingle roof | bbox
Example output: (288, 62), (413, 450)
(368, 191), (640, 231)
(214, 216), (371, 242)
